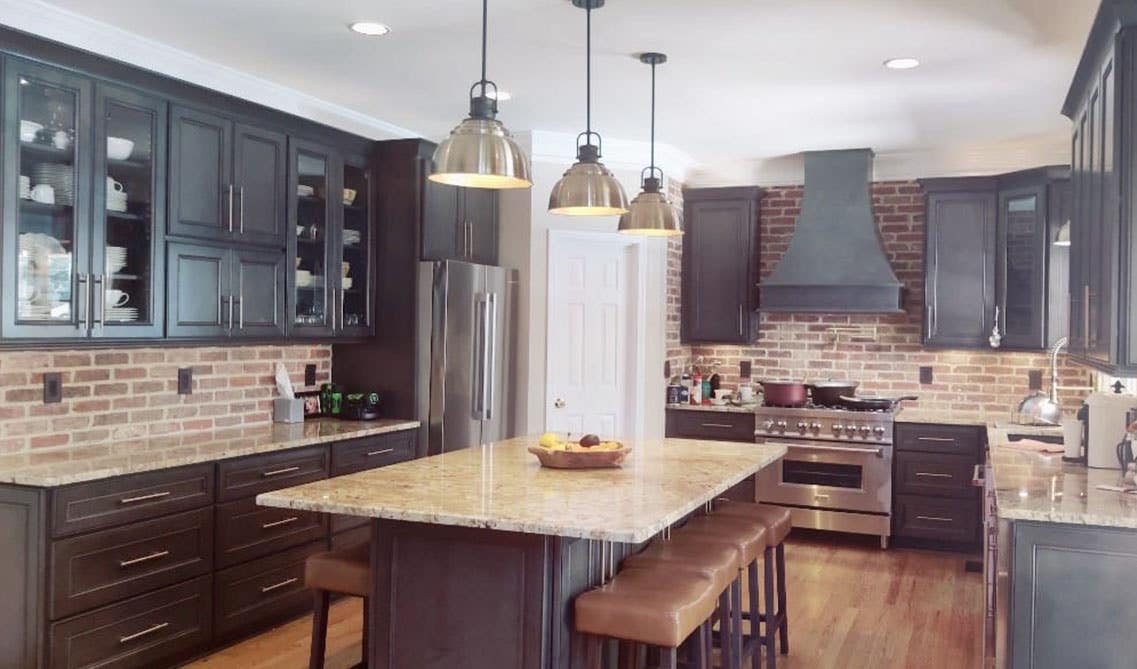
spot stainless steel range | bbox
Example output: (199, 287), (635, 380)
(754, 404), (895, 548)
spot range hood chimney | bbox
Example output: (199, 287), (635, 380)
(760, 149), (904, 313)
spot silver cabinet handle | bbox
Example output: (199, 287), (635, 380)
(916, 436), (956, 443)
(366, 448), (395, 457)
(468, 220), (475, 257)
(119, 622), (169, 644)
(224, 295), (234, 331)
(261, 516), (299, 529)
(120, 491), (171, 504)
(92, 274), (104, 328)
(701, 423), (735, 429)
(260, 577), (298, 594)
(262, 465), (301, 477)
(239, 185), (245, 233)
(1084, 285), (1091, 347)
(916, 515), (954, 523)
(119, 550), (170, 568)
(738, 304), (744, 335)
(236, 297), (244, 330)
(915, 472), (953, 478)
(228, 184), (234, 232)
(788, 443), (885, 457)
(76, 273), (89, 331)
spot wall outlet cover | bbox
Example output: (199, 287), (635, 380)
(43, 372), (62, 404)
(919, 366), (934, 385)
(663, 360), (671, 379)
(1028, 370), (1044, 391)
(740, 360), (752, 378)
(305, 364), (317, 387)
(177, 368), (193, 395)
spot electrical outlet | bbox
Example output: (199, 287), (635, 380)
(919, 366), (934, 385)
(1028, 370), (1044, 391)
(43, 372), (62, 404)
(740, 360), (752, 378)
(305, 364), (317, 387)
(663, 360), (671, 379)
(177, 368), (193, 395)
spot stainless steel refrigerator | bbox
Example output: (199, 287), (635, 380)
(417, 260), (518, 455)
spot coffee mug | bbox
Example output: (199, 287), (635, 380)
(105, 289), (129, 307)
(106, 176), (125, 194)
(52, 130), (71, 150)
(30, 184), (55, 204)
(738, 386), (755, 403)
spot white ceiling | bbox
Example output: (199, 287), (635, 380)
(21, 0), (1099, 183)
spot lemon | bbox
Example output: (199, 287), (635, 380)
(539, 432), (559, 448)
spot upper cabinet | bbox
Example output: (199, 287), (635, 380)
(422, 180), (498, 266)
(920, 168), (1069, 351)
(168, 106), (286, 247)
(681, 186), (762, 344)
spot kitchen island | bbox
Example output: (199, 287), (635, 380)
(257, 435), (787, 669)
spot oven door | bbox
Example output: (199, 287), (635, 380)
(757, 439), (893, 514)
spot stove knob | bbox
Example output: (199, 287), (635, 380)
(873, 426), (886, 439)
(796, 421), (808, 434)
(762, 420), (776, 432)
(810, 422), (823, 434)
(832, 423), (845, 435)
(775, 420), (788, 433)
(858, 425), (872, 438)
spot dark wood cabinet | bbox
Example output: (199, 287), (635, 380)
(892, 422), (984, 549)
(681, 186), (762, 344)
(664, 408), (756, 443)
(213, 540), (325, 642)
(166, 241), (285, 339)
(422, 179), (499, 265)
(233, 124), (287, 244)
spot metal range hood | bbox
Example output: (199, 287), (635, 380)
(760, 149), (904, 313)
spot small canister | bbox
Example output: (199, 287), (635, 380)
(667, 384), (682, 405)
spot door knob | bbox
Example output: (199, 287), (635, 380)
(554, 398), (566, 409)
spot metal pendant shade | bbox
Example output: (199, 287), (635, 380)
(430, 0), (531, 190)
(548, 0), (628, 216)
(618, 52), (682, 236)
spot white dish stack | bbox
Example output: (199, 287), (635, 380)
(106, 246), (127, 274)
(342, 229), (362, 246)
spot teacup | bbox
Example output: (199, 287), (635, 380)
(106, 176), (125, 194)
(30, 184), (54, 205)
(52, 130), (71, 150)
(738, 386), (755, 403)
(104, 289), (129, 307)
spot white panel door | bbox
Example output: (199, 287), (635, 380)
(546, 237), (631, 439)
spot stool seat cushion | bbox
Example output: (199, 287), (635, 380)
(715, 502), (793, 545)
(575, 568), (719, 648)
(622, 538), (743, 589)
(676, 515), (768, 563)
(305, 542), (371, 596)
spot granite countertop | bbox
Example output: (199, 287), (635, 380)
(257, 436), (788, 543)
(0, 418), (420, 487)
(665, 403), (760, 414)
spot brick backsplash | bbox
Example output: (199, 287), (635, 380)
(670, 181), (1094, 415)
(0, 344), (331, 454)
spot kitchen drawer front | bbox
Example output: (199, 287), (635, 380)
(51, 463), (214, 538)
(331, 513), (369, 534)
(217, 445), (329, 502)
(49, 575), (211, 669)
(895, 423), (984, 456)
(330, 431), (417, 476)
(215, 497), (328, 568)
(665, 409), (756, 442)
(50, 507), (213, 620)
(893, 494), (980, 544)
(895, 452), (980, 499)
(214, 540), (325, 642)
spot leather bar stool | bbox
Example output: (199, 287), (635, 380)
(676, 514), (769, 669)
(575, 567), (720, 669)
(305, 542), (371, 669)
(713, 501), (792, 665)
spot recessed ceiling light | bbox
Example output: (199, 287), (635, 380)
(487, 90), (512, 101)
(883, 57), (920, 70)
(349, 21), (391, 37)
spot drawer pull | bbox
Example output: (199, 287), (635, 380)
(915, 472), (953, 479)
(119, 550), (170, 568)
(366, 448), (395, 457)
(915, 515), (954, 523)
(261, 516), (300, 529)
(262, 466), (302, 477)
(119, 491), (171, 505)
(260, 577), (299, 594)
(916, 437), (956, 443)
(119, 622), (169, 644)
(700, 423), (735, 429)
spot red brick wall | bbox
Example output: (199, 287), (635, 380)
(672, 181), (1093, 416)
(0, 344), (331, 453)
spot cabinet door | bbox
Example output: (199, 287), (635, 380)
(1046, 179), (1071, 347)
(461, 187), (499, 264)
(997, 185), (1047, 349)
(339, 154), (373, 335)
(234, 123), (286, 246)
(924, 190), (996, 347)
(1086, 61), (1117, 367)
(232, 247), (286, 338)
(2, 59), (94, 339)
(421, 179), (460, 260)
(682, 199), (755, 343)
(1068, 111), (1088, 356)
(288, 139), (336, 337)
(166, 241), (228, 338)
(168, 105), (232, 240)
(92, 83), (166, 339)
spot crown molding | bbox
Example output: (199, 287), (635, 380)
(1, 0), (422, 140)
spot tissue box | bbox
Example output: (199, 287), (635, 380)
(273, 398), (305, 423)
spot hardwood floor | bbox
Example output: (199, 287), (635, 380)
(188, 533), (983, 669)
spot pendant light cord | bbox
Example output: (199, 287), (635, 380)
(480, 0), (488, 95)
(585, 4), (592, 137)
(649, 59), (656, 172)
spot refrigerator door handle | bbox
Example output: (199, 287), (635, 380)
(481, 294), (493, 420)
(472, 294), (486, 418)
(485, 292), (497, 420)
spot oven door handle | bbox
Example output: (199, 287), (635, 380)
(787, 443), (885, 458)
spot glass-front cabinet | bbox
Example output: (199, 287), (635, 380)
(997, 186), (1046, 350)
(340, 155), (373, 336)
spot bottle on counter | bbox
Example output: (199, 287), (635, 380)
(701, 375), (712, 405)
(691, 373), (703, 405)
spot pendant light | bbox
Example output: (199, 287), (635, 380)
(548, 0), (629, 216)
(618, 52), (682, 236)
(430, 0), (531, 189)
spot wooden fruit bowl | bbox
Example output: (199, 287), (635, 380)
(527, 443), (630, 469)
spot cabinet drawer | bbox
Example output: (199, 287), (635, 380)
(331, 431), (416, 477)
(666, 409), (756, 442)
(215, 497), (327, 568)
(51, 463), (214, 538)
(895, 423), (984, 456)
(217, 446), (329, 502)
(49, 575), (211, 669)
(893, 494), (980, 545)
(214, 540), (325, 642)
(895, 452), (980, 499)
(50, 507), (213, 620)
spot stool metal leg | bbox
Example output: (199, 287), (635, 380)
(763, 548), (778, 668)
(747, 558), (763, 669)
(776, 543), (788, 655)
(585, 635), (603, 668)
(692, 621), (709, 669)
(660, 646), (678, 669)
(731, 577), (743, 668)
(308, 590), (330, 669)
(718, 587), (735, 669)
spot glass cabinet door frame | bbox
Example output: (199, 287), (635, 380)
(1, 56), (95, 339)
(92, 81), (167, 339)
(338, 152), (374, 337)
(286, 137), (340, 337)
(996, 182), (1048, 350)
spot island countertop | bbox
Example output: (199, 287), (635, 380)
(257, 436), (787, 543)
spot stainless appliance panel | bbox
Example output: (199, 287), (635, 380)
(480, 266), (517, 445)
(757, 439), (893, 514)
(431, 261), (483, 455)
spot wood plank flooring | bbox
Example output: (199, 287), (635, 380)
(187, 533), (983, 669)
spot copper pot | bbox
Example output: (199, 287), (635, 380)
(760, 380), (808, 407)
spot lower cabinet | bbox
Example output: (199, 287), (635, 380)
(892, 422), (984, 549)
(214, 498), (327, 569)
(213, 540), (325, 642)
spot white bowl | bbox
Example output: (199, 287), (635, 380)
(19, 120), (43, 143)
(107, 137), (135, 161)
(342, 277), (353, 290)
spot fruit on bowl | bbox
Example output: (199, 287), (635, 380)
(530, 433), (629, 468)
(536, 432), (622, 452)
